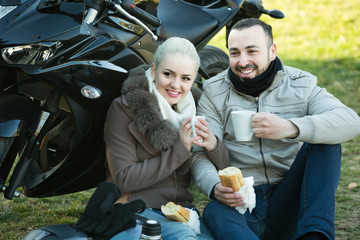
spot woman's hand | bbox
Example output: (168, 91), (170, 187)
(179, 116), (193, 151)
(192, 117), (218, 151)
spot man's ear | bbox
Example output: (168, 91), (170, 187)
(270, 43), (277, 61)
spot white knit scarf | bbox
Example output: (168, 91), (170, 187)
(145, 68), (196, 129)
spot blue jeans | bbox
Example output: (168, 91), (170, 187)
(203, 143), (341, 240)
(112, 208), (215, 240)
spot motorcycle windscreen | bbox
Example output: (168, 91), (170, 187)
(0, 0), (85, 45)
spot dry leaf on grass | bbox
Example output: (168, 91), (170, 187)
(347, 182), (358, 189)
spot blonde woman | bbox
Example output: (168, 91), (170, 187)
(105, 37), (223, 239)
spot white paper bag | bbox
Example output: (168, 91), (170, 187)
(235, 176), (256, 214)
(183, 208), (201, 235)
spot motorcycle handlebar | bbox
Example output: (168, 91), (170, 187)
(113, 0), (158, 40)
(120, 0), (161, 27)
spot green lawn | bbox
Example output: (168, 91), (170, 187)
(1, 0), (359, 239)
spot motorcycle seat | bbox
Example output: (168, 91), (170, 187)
(155, 0), (230, 44)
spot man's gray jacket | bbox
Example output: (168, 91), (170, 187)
(192, 60), (360, 198)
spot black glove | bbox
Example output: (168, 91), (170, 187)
(76, 182), (122, 235)
(101, 199), (146, 239)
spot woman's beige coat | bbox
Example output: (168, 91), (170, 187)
(104, 65), (201, 209)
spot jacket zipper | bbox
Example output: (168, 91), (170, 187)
(255, 97), (270, 184)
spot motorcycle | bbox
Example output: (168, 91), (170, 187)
(0, 0), (284, 200)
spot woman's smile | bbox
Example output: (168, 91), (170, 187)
(166, 89), (182, 98)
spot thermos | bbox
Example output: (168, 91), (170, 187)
(139, 219), (162, 240)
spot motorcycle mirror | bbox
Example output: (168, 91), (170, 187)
(262, 9), (285, 19)
(37, 0), (61, 11)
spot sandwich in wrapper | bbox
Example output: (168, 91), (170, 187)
(161, 202), (189, 223)
(218, 166), (256, 214)
(161, 202), (200, 234)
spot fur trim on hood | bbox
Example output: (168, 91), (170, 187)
(121, 65), (201, 175)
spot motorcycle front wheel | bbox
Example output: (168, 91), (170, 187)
(196, 45), (229, 89)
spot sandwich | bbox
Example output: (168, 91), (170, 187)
(161, 202), (190, 223)
(218, 166), (245, 192)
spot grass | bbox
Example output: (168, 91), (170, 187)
(1, 0), (360, 239)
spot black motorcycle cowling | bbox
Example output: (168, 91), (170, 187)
(0, 92), (43, 198)
(0, 0), (85, 46)
(0, 0), (152, 199)
(0, 93), (41, 138)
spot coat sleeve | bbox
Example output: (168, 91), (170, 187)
(289, 85), (360, 144)
(104, 98), (192, 193)
(192, 87), (229, 198)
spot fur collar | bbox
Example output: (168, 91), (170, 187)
(121, 65), (178, 151)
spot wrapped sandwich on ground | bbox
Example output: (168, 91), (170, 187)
(161, 201), (201, 234)
(161, 201), (190, 223)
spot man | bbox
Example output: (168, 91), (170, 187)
(191, 18), (360, 240)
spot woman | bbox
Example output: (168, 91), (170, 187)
(104, 37), (221, 240)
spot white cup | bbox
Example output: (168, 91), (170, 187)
(231, 111), (255, 141)
(191, 116), (205, 139)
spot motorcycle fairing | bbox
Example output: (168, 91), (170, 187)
(0, 0), (85, 45)
(0, 119), (20, 137)
(156, 0), (218, 43)
(22, 93), (107, 197)
(155, 0), (243, 46)
(11, 45), (147, 198)
(0, 93), (42, 137)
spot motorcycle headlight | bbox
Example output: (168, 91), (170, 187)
(0, 42), (62, 65)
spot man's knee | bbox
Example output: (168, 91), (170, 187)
(306, 143), (341, 157)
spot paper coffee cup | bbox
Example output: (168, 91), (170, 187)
(231, 111), (255, 141)
(191, 116), (205, 138)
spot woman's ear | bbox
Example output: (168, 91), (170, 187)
(150, 63), (156, 78)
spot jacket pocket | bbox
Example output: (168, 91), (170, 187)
(267, 103), (307, 119)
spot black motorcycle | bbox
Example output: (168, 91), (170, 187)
(0, 0), (284, 200)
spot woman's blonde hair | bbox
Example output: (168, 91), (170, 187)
(153, 37), (200, 72)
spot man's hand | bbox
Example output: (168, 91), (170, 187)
(213, 183), (245, 208)
(252, 112), (299, 139)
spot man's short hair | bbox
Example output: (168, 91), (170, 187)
(231, 18), (273, 48)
